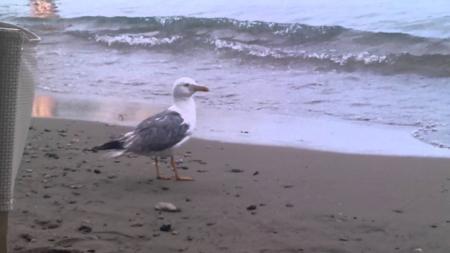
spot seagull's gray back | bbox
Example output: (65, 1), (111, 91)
(125, 110), (190, 155)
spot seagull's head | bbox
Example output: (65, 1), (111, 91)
(172, 77), (209, 99)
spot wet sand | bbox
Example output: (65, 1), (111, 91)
(9, 118), (450, 253)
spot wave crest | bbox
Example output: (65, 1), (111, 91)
(12, 15), (450, 77)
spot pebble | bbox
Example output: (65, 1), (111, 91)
(78, 225), (93, 234)
(155, 202), (179, 212)
(45, 152), (60, 159)
(246, 205), (257, 211)
(160, 224), (172, 232)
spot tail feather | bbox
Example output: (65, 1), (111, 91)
(92, 140), (124, 152)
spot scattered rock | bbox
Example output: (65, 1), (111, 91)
(93, 169), (101, 174)
(155, 202), (180, 212)
(77, 225), (92, 234)
(34, 219), (61, 230)
(192, 159), (207, 165)
(69, 184), (83, 189)
(45, 153), (59, 159)
(20, 233), (33, 242)
(392, 209), (404, 214)
(253, 171), (259, 176)
(160, 224), (172, 232)
(246, 205), (257, 211)
(18, 248), (84, 253)
(229, 168), (244, 173)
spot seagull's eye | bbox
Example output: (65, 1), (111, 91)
(183, 84), (189, 87)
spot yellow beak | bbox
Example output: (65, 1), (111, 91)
(192, 85), (209, 92)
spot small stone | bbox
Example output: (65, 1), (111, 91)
(160, 224), (172, 232)
(253, 171), (259, 176)
(20, 233), (33, 242)
(230, 168), (244, 173)
(93, 169), (101, 174)
(69, 184), (83, 189)
(78, 225), (92, 234)
(246, 205), (257, 211)
(155, 202), (179, 212)
(45, 153), (59, 159)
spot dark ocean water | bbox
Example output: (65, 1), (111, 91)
(2, 0), (450, 150)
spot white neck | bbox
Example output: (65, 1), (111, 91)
(169, 96), (197, 131)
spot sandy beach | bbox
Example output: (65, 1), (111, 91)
(5, 117), (450, 253)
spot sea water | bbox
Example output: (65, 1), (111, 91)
(1, 0), (450, 152)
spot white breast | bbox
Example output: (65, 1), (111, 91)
(169, 97), (197, 134)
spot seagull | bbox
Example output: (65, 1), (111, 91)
(93, 77), (209, 181)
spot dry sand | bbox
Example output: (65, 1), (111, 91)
(8, 118), (450, 253)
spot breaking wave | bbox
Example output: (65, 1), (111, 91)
(11, 16), (450, 77)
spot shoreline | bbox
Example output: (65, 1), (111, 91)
(9, 117), (450, 252)
(32, 92), (450, 158)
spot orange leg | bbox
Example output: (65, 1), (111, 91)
(154, 157), (171, 180)
(170, 156), (193, 181)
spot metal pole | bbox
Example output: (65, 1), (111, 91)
(0, 28), (24, 253)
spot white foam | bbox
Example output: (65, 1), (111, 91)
(195, 110), (450, 158)
(94, 34), (182, 47)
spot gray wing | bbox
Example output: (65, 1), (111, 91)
(125, 110), (190, 154)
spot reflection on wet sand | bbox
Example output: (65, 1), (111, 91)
(32, 95), (55, 118)
(32, 94), (162, 126)
(30, 0), (58, 18)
